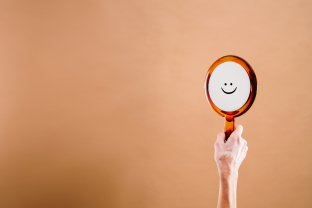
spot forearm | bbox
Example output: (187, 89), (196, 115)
(217, 172), (238, 208)
(214, 126), (247, 208)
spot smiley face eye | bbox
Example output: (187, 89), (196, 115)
(224, 83), (227, 86)
(230, 83), (232, 86)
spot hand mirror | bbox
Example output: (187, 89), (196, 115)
(205, 55), (257, 141)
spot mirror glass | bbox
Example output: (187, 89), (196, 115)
(208, 61), (250, 112)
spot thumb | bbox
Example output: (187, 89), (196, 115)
(229, 125), (243, 139)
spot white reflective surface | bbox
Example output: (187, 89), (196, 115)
(208, 61), (250, 112)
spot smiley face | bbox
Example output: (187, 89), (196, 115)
(221, 83), (237, 94)
(208, 61), (251, 112)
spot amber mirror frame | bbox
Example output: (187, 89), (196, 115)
(205, 55), (257, 140)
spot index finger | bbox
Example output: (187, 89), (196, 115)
(216, 131), (226, 144)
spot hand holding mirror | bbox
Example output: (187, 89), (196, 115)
(205, 55), (257, 141)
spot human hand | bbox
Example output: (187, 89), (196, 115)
(214, 125), (248, 177)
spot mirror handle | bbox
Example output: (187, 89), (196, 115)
(224, 116), (235, 142)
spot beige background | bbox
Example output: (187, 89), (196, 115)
(0, 0), (311, 207)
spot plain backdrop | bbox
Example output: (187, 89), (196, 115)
(0, 0), (312, 207)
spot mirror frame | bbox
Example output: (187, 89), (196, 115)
(205, 55), (257, 117)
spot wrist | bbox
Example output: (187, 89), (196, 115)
(218, 165), (238, 179)
(220, 170), (238, 179)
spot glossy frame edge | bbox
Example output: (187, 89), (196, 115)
(205, 55), (258, 117)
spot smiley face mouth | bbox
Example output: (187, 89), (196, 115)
(221, 87), (237, 94)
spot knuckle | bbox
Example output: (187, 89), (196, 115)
(245, 146), (248, 152)
(235, 136), (241, 143)
(217, 132), (224, 138)
(232, 135), (239, 141)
